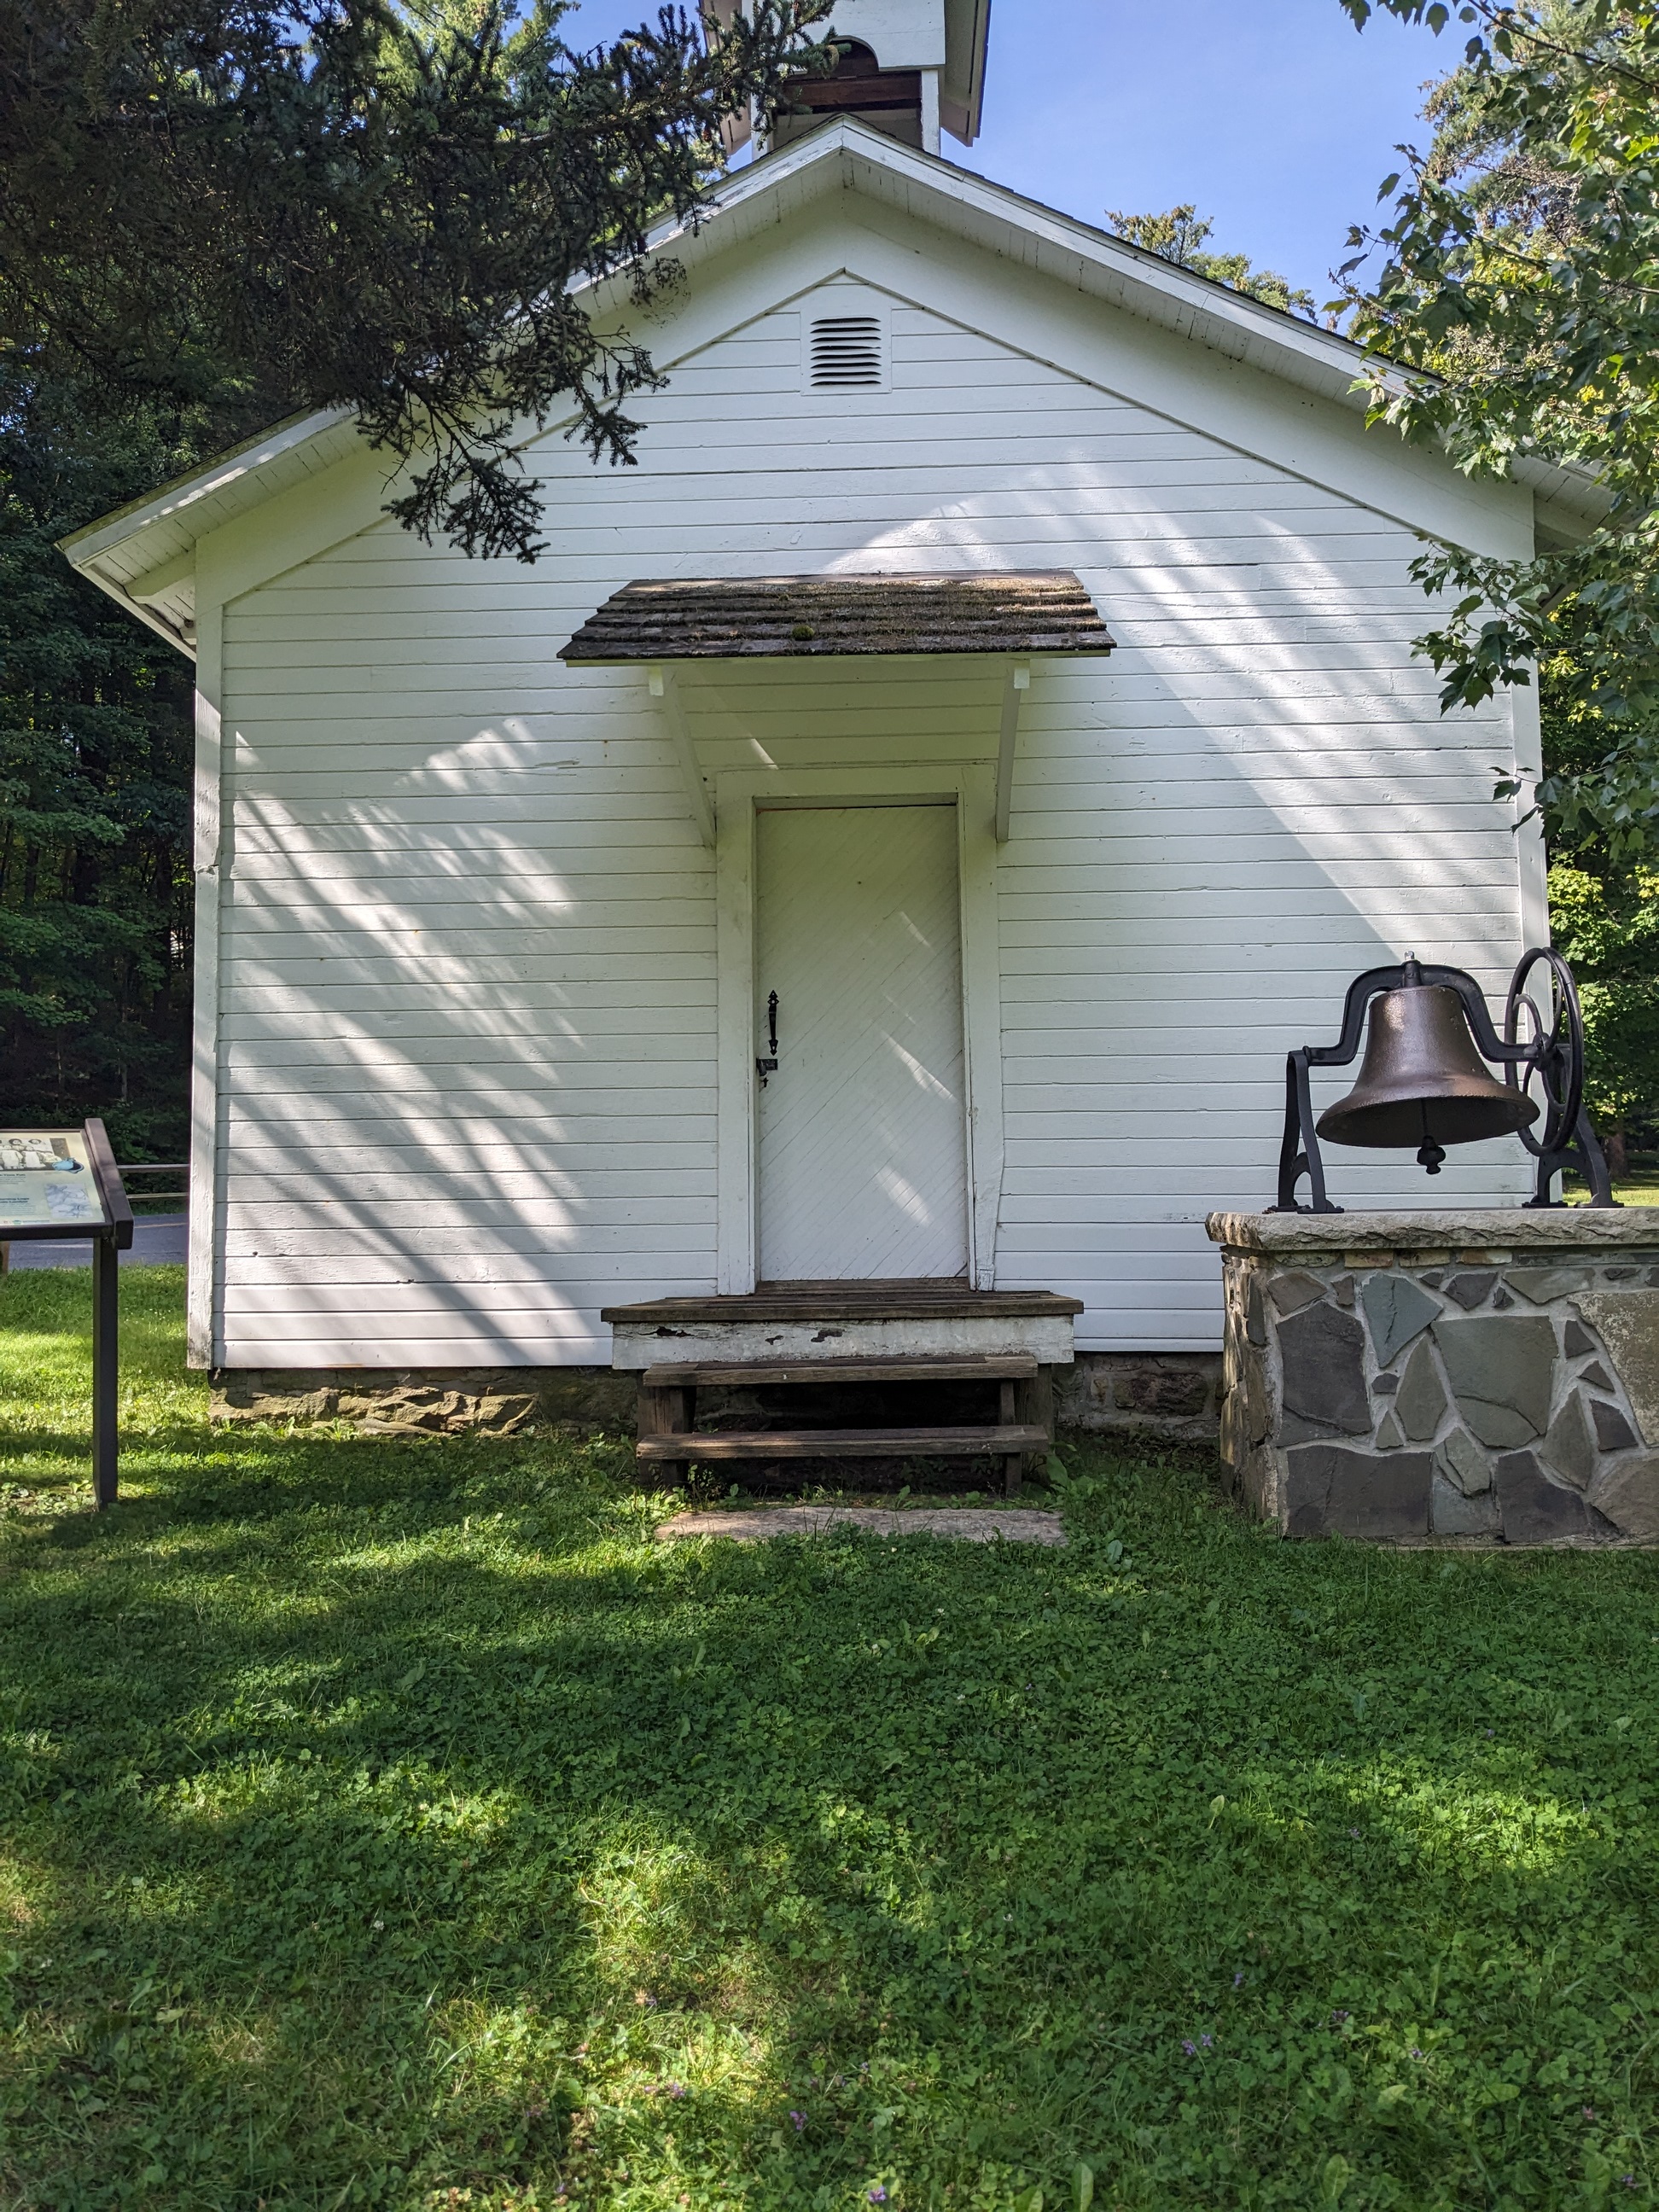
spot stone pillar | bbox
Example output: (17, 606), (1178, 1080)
(1208, 1209), (1659, 1544)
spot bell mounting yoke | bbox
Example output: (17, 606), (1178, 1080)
(1272, 947), (1619, 1214)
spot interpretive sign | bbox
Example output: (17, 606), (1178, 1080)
(0, 1121), (132, 1506)
(0, 1130), (109, 1233)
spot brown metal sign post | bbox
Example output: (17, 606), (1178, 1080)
(0, 1121), (133, 1506)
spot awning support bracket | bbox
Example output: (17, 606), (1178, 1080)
(647, 663), (715, 849)
(994, 660), (1030, 844)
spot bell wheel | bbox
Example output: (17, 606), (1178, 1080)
(1505, 948), (1584, 1157)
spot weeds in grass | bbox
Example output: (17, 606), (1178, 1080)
(0, 1269), (1656, 2207)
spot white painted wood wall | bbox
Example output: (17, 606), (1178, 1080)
(207, 206), (1540, 1367)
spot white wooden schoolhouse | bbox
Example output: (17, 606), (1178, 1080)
(64, 0), (1602, 1442)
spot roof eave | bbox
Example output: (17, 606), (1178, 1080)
(111, 591), (197, 661)
(626, 123), (1382, 381)
(58, 405), (345, 566)
(562, 644), (1114, 664)
(608, 124), (1610, 535)
(58, 114), (1611, 639)
(59, 405), (355, 660)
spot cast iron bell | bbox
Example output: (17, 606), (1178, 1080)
(1315, 977), (1538, 1173)
(1275, 946), (1614, 1209)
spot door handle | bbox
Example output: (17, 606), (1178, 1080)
(756, 990), (778, 1086)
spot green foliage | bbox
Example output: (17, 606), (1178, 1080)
(1533, 657), (1659, 1150)
(3, 1273), (1659, 2204)
(1106, 206), (1317, 317)
(0, 374), (197, 1155)
(1336, 3), (1659, 852)
(1546, 859), (1659, 1138)
(1, 0), (830, 565)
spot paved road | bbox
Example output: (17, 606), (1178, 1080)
(6, 1215), (189, 1268)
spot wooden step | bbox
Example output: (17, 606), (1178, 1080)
(602, 1284), (1084, 1324)
(642, 1353), (1039, 1388)
(635, 1424), (1049, 1462)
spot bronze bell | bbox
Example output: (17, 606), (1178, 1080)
(1316, 980), (1538, 1173)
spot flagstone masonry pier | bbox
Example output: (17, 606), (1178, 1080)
(1209, 1209), (1659, 1544)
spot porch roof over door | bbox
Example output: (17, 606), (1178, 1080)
(557, 571), (1114, 662)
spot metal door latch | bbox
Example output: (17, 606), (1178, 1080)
(756, 990), (778, 1086)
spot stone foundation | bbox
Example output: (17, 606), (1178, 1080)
(212, 1351), (1228, 1448)
(1208, 1209), (1659, 1544)
(210, 1365), (637, 1436)
(1053, 1351), (1222, 1441)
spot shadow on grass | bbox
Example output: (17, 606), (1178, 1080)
(3, 1272), (1659, 2209)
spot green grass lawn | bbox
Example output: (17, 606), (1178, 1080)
(1567, 1150), (1659, 1207)
(3, 1273), (1659, 2210)
(1613, 1155), (1659, 1206)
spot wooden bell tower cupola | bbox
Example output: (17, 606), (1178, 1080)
(709, 0), (991, 161)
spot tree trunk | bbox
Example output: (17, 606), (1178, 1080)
(1604, 1126), (1629, 1180)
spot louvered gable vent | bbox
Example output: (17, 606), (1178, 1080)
(809, 313), (883, 390)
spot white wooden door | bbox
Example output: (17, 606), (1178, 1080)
(755, 804), (969, 1281)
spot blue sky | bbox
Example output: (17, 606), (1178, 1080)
(965, 0), (1445, 301)
(561, 0), (1456, 305)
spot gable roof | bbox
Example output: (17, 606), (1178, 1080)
(61, 116), (1606, 661)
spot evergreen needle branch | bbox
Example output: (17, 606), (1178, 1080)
(0, 0), (835, 563)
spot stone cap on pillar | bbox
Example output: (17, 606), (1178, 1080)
(1208, 1208), (1659, 1255)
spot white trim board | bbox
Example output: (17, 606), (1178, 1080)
(1509, 680), (1551, 953)
(187, 598), (225, 1368)
(713, 761), (1004, 1292)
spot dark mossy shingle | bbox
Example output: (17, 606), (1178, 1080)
(559, 570), (1113, 661)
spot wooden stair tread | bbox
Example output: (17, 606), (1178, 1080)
(643, 1353), (1039, 1387)
(602, 1285), (1084, 1324)
(636, 1424), (1049, 1461)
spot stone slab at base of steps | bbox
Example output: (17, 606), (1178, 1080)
(655, 1505), (1066, 1545)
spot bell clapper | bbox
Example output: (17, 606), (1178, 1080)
(1416, 1103), (1446, 1176)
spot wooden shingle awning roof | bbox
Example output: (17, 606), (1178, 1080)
(558, 571), (1113, 662)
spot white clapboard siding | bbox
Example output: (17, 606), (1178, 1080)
(211, 242), (1535, 1365)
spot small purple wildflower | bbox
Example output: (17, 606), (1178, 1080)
(1330, 2011), (1351, 2029)
(789, 2110), (806, 2133)
(1233, 1971), (1244, 1988)
(666, 2081), (686, 2099)
(869, 2191), (888, 2204)
(1349, 1826), (1361, 1838)
(1182, 2039), (1197, 2056)
(1585, 2107), (1598, 2122)
(1200, 2034), (1214, 2049)
(1410, 2047), (1424, 2061)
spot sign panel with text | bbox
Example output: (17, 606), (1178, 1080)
(0, 1130), (109, 1233)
